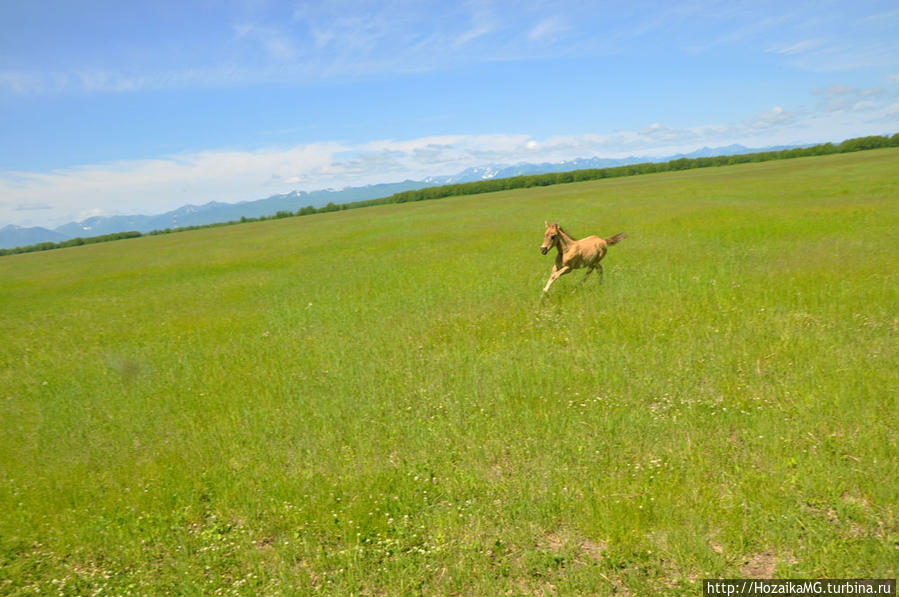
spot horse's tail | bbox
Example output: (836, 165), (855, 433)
(604, 232), (628, 246)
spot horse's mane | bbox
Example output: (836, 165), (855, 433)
(557, 225), (577, 240)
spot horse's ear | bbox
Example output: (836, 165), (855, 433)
(544, 220), (549, 228)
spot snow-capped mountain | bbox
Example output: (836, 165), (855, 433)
(1, 143), (800, 249)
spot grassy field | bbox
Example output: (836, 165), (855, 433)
(1, 149), (897, 595)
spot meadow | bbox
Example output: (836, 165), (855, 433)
(1, 149), (897, 595)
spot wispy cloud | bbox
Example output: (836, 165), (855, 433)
(527, 16), (568, 43)
(779, 40), (899, 72)
(233, 23), (298, 61)
(686, 12), (793, 54)
(769, 39), (823, 55)
(0, 71), (47, 95)
(856, 9), (899, 24)
(453, 1), (497, 47)
(15, 203), (53, 211)
(811, 84), (886, 112)
(0, 65), (258, 95)
(3, 1), (898, 96)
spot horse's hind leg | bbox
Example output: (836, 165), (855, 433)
(596, 263), (604, 283)
(579, 267), (595, 285)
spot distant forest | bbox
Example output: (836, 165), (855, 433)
(3, 133), (897, 256)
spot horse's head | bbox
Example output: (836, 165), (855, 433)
(541, 221), (559, 255)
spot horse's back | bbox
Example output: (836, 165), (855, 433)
(570, 236), (607, 266)
(583, 235), (607, 254)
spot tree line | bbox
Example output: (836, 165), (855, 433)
(1, 231), (143, 256)
(3, 133), (897, 257)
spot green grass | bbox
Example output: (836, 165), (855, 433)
(1, 149), (897, 595)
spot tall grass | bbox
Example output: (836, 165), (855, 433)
(1, 149), (897, 595)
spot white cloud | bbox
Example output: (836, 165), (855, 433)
(0, 144), (342, 227)
(3, 95), (898, 228)
(750, 106), (796, 129)
(0, 135), (540, 226)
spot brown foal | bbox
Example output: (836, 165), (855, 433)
(540, 222), (627, 293)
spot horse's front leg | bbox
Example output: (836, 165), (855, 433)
(543, 265), (571, 293)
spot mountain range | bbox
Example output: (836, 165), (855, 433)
(0, 144), (794, 249)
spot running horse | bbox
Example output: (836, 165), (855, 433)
(540, 222), (627, 293)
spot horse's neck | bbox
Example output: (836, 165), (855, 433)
(556, 230), (576, 252)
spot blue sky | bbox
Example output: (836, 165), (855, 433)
(2, 0), (898, 227)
